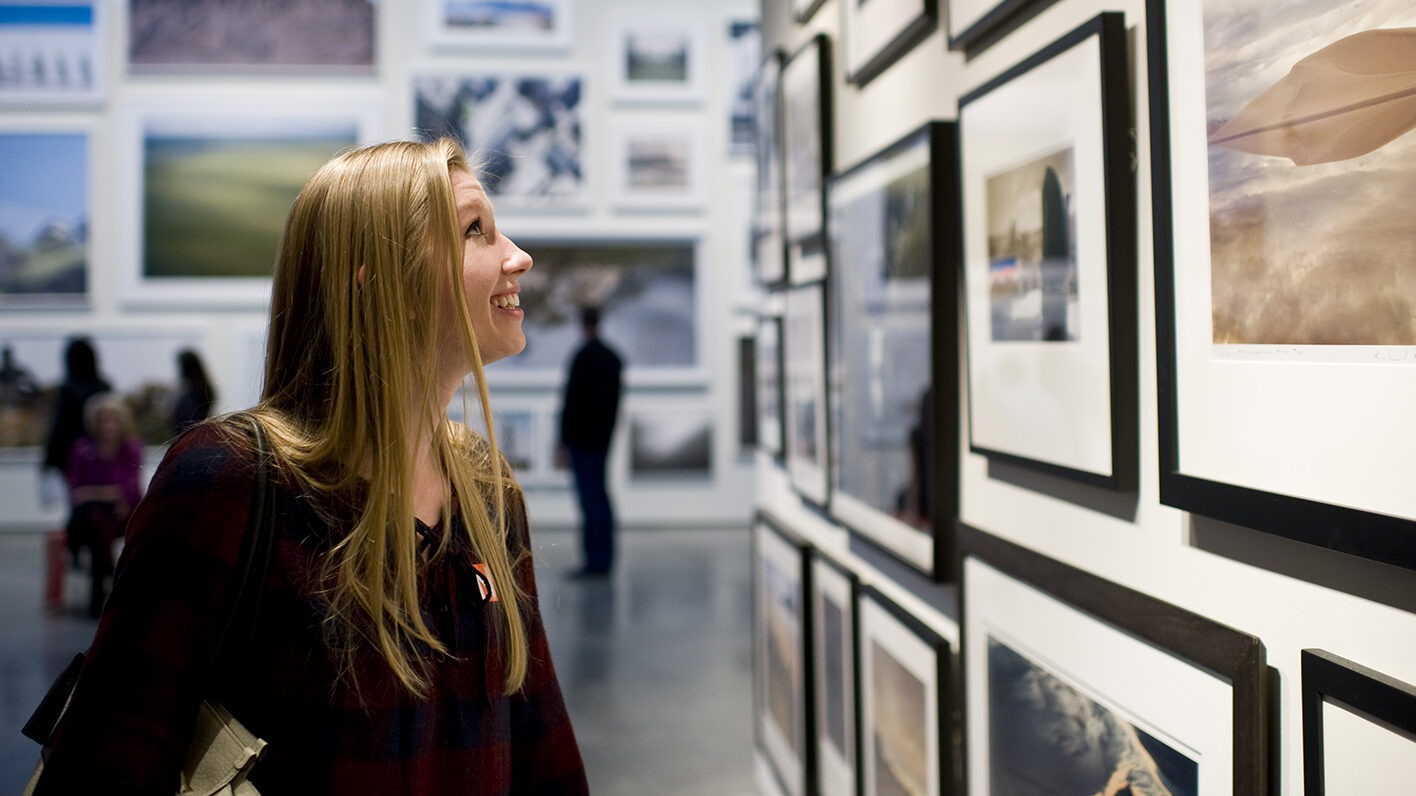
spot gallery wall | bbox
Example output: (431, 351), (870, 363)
(0, 0), (763, 532)
(750, 0), (1416, 794)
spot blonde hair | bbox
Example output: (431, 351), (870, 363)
(83, 392), (135, 439)
(247, 138), (529, 697)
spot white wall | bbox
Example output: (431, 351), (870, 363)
(755, 0), (1416, 793)
(1, 0), (760, 531)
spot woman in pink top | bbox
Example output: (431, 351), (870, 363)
(66, 392), (143, 617)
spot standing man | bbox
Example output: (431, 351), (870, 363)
(558, 306), (624, 577)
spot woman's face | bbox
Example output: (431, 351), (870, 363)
(94, 408), (123, 444)
(443, 169), (533, 374)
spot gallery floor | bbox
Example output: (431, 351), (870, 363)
(0, 526), (758, 795)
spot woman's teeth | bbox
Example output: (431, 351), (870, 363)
(494, 294), (520, 309)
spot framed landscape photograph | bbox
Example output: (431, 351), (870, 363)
(754, 514), (815, 796)
(810, 552), (859, 796)
(842, 0), (937, 86)
(423, 0), (573, 52)
(0, 1), (105, 105)
(0, 129), (88, 305)
(827, 121), (960, 580)
(780, 34), (832, 285)
(608, 116), (706, 212)
(752, 49), (787, 287)
(1148, 0), (1416, 569)
(784, 282), (829, 507)
(414, 72), (586, 209)
(960, 524), (1269, 795)
(1302, 649), (1416, 794)
(608, 11), (706, 105)
(127, 0), (374, 72)
(959, 12), (1136, 489)
(757, 310), (785, 460)
(627, 405), (713, 481)
(859, 586), (952, 796)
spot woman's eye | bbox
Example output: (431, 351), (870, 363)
(465, 219), (484, 238)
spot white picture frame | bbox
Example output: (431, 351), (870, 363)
(0, 123), (90, 306)
(607, 10), (707, 105)
(608, 115), (707, 212)
(0, 0), (105, 106)
(811, 553), (858, 796)
(784, 281), (828, 506)
(422, 0), (575, 53)
(754, 516), (811, 796)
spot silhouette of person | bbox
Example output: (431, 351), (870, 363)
(169, 348), (217, 434)
(557, 306), (623, 577)
(41, 336), (111, 517)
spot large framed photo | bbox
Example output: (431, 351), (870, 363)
(784, 281), (829, 507)
(608, 11), (706, 105)
(1148, 0), (1416, 569)
(0, 1), (105, 106)
(413, 72), (586, 209)
(127, 0), (374, 73)
(841, 0), (937, 87)
(945, 0), (1059, 52)
(1302, 649), (1416, 793)
(608, 115), (706, 212)
(422, 0), (574, 52)
(754, 514), (815, 796)
(751, 49), (787, 287)
(827, 121), (960, 579)
(960, 524), (1269, 795)
(959, 13), (1136, 489)
(781, 34), (833, 285)
(757, 308), (785, 460)
(858, 586), (952, 796)
(0, 128), (88, 305)
(810, 552), (859, 796)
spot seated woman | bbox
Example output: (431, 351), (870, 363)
(65, 392), (143, 617)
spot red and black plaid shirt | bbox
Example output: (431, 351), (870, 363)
(33, 423), (589, 795)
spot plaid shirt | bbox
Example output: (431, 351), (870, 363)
(33, 423), (589, 795)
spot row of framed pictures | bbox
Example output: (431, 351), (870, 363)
(752, 5), (1416, 574)
(755, 514), (1416, 796)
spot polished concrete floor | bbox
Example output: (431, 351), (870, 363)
(0, 527), (758, 795)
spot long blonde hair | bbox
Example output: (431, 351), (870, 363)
(249, 138), (529, 697)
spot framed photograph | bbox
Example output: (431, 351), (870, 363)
(413, 72), (586, 209)
(122, 97), (374, 308)
(792, 0), (827, 25)
(1302, 649), (1416, 793)
(757, 309), (785, 460)
(0, 1), (105, 105)
(608, 11), (706, 105)
(1148, 0), (1416, 569)
(485, 237), (701, 388)
(858, 586), (952, 796)
(784, 282), (829, 507)
(451, 389), (567, 489)
(827, 121), (960, 580)
(627, 405), (713, 481)
(754, 513), (815, 796)
(751, 49), (787, 287)
(608, 116), (706, 212)
(810, 551), (859, 796)
(842, 0), (937, 87)
(127, 0), (374, 72)
(960, 524), (1269, 795)
(945, 0), (1059, 52)
(422, 0), (574, 52)
(959, 13), (1136, 489)
(781, 34), (833, 285)
(0, 129), (88, 305)
(726, 19), (761, 157)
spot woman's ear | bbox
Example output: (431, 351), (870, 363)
(356, 264), (368, 287)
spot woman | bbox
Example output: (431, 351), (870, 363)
(169, 348), (217, 434)
(40, 336), (110, 508)
(64, 392), (144, 617)
(33, 139), (589, 794)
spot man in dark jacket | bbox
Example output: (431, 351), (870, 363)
(558, 306), (624, 576)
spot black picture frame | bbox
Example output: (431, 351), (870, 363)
(784, 281), (830, 507)
(809, 550), (861, 796)
(781, 33), (833, 285)
(752, 48), (787, 288)
(841, 0), (938, 87)
(1301, 649), (1416, 795)
(958, 12), (1136, 490)
(959, 523), (1269, 795)
(945, 0), (1061, 53)
(826, 120), (960, 581)
(1148, 0), (1416, 570)
(756, 310), (786, 461)
(754, 511), (817, 796)
(792, 0), (829, 25)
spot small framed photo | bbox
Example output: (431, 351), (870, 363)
(959, 13), (1136, 489)
(858, 586), (952, 796)
(756, 308), (785, 460)
(1302, 649), (1416, 793)
(841, 0), (937, 86)
(754, 513), (815, 796)
(781, 34), (833, 285)
(1148, 0), (1416, 569)
(414, 71), (587, 210)
(422, 0), (574, 52)
(827, 121), (960, 580)
(961, 524), (1269, 795)
(810, 551), (859, 796)
(627, 404), (713, 481)
(0, 127), (89, 306)
(127, 0), (374, 73)
(608, 116), (706, 212)
(783, 282), (829, 507)
(751, 49), (787, 287)
(726, 19), (761, 157)
(608, 11), (706, 105)
(0, 1), (105, 106)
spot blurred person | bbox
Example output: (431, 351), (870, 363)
(557, 305), (623, 577)
(40, 336), (111, 508)
(31, 138), (588, 794)
(169, 348), (217, 434)
(64, 392), (144, 618)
